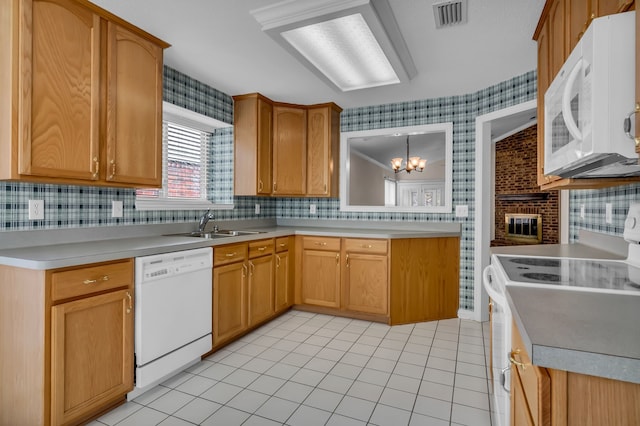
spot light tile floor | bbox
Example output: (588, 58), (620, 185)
(92, 311), (492, 426)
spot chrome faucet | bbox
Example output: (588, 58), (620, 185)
(198, 209), (216, 233)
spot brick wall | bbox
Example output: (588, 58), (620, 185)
(492, 125), (559, 246)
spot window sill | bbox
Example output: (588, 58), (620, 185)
(135, 197), (234, 211)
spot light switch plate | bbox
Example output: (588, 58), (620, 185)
(455, 205), (468, 218)
(255, 204), (261, 215)
(112, 200), (123, 218)
(28, 200), (44, 220)
(580, 204), (585, 219)
(605, 203), (613, 224)
(309, 204), (317, 214)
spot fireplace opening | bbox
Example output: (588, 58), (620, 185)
(505, 213), (542, 243)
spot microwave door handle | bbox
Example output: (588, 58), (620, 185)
(562, 58), (584, 141)
(482, 265), (507, 306)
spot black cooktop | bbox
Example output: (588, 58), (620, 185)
(496, 255), (640, 293)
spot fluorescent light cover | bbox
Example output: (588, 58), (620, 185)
(281, 13), (399, 91)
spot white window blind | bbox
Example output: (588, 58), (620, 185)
(135, 102), (232, 211)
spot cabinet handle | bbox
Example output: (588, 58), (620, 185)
(314, 241), (327, 246)
(276, 255), (281, 267)
(362, 244), (373, 249)
(83, 275), (109, 285)
(92, 157), (99, 179)
(126, 291), (132, 314)
(279, 243), (286, 247)
(346, 254), (350, 268)
(273, 182), (277, 192)
(509, 349), (528, 371)
(488, 301), (493, 314)
(249, 261), (254, 275)
(108, 160), (116, 179)
(336, 253), (340, 264)
(258, 180), (263, 192)
(324, 183), (327, 194)
(225, 252), (237, 258)
(624, 103), (640, 146)
(242, 263), (248, 278)
(257, 246), (267, 251)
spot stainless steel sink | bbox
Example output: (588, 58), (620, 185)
(166, 230), (266, 239)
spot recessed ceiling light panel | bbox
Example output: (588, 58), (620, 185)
(251, 0), (416, 92)
(281, 14), (399, 91)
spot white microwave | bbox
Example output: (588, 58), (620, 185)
(544, 11), (638, 178)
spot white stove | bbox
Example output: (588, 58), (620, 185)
(483, 203), (640, 426)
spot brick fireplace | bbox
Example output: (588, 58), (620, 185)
(491, 125), (559, 246)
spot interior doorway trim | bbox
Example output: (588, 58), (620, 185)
(472, 100), (537, 322)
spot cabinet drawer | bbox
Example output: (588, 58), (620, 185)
(214, 243), (247, 266)
(343, 238), (388, 254)
(511, 321), (550, 426)
(249, 239), (274, 258)
(275, 236), (290, 252)
(51, 259), (133, 302)
(302, 236), (340, 251)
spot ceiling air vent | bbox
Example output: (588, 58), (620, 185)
(433, 0), (468, 29)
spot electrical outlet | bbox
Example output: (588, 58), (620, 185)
(605, 203), (613, 224)
(309, 204), (317, 214)
(255, 204), (261, 215)
(28, 200), (44, 220)
(580, 204), (585, 219)
(455, 205), (469, 218)
(112, 200), (123, 218)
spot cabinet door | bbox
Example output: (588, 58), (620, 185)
(106, 22), (162, 186)
(213, 262), (247, 345)
(549, 0), (566, 78)
(273, 106), (306, 195)
(233, 94), (273, 195)
(20, 0), (101, 180)
(302, 249), (341, 308)
(567, 0), (591, 51)
(344, 253), (388, 315)
(307, 106), (340, 197)
(511, 370), (536, 426)
(51, 289), (133, 426)
(275, 250), (292, 312)
(248, 256), (274, 326)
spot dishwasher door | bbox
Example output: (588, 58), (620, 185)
(135, 247), (213, 367)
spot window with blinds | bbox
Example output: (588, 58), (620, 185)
(136, 121), (209, 201)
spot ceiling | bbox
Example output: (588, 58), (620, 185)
(91, 0), (545, 110)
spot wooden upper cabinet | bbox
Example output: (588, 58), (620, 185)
(307, 104), (342, 197)
(233, 93), (273, 196)
(106, 22), (163, 186)
(273, 105), (307, 195)
(536, 19), (555, 187)
(19, 0), (101, 181)
(548, 0), (566, 78)
(0, 0), (168, 187)
(232, 93), (342, 197)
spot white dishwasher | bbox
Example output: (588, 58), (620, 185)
(129, 247), (213, 399)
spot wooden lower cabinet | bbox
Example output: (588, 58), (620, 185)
(51, 289), (133, 425)
(274, 237), (294, 313)
(511, 320), (640, 426)
(248, 252), (275, 327)
(213, 261), (247, 346)
(343, 239), (389, 315)
(298, 236), (458, 324)
(0, 259), (134, 426)
(301, 247), (341, 308)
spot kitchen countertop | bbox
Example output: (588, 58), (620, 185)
(492, 236), (640, 384)
(507, 286), (640, 384)
(0, 222), (461, 270)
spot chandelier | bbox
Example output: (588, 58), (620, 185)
(390, 136), (427, 173)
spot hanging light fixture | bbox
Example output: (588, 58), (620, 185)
(390, 135), (427, 173)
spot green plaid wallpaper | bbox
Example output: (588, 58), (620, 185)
(4, 65), (635, 310)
